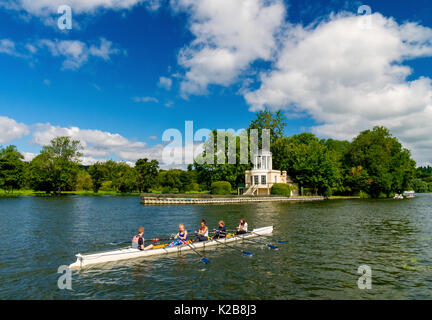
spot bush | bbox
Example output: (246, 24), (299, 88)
(270, 183), (291, 197)
(100, 181), (114, 191)
(359, 190), (370, 199)
(161, 186), (171, 194)
(211, 181), (231, 195)
(428, 183), (432, 193)
(171, 187), (179, 194)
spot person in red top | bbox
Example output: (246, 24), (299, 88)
(132, 227), (153, 251)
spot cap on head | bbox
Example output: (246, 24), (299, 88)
(138, 227), (144, 233)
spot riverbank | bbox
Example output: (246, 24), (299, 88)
(0, 190), (141, 197)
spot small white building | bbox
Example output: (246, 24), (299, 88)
(238, 150), (297, 196)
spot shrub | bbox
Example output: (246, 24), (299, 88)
(211, 181), (231, 195)
(359, 190), (370, 199)
(428, 183), (432, 193)
(270, 183), (291, 197)
(161, 186), (171, 194)
(100, 181), (114, 191)
(171, 187), (179, 194)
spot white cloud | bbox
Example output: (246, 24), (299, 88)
(31, 123), (164, 163)
(172, 0), (285, 96)
(3, 0), (151, 16)
(0, 37), (122, 70)
(37, 37), (121, 70)
(244, 13), (432, 165)
(0, 116), (30, 144)
(158, 76), (172, 90)
(133, 96), (159, 103)
(0, 39), (18, 56)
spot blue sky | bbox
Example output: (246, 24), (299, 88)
(1, 0), (432, 167)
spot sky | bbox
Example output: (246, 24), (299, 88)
(0, 0), (432, 168)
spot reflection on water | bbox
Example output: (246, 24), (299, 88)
(0, 194), (431, 299)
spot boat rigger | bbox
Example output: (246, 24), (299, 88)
(69, 226), (274, 269)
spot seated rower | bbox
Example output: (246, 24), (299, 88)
(235, 218), (248, 235)
(215, 220), (227, 238)
(132, 227), (154, 251)
(168, 224), (188, 247)
(196, 219), (209, 242)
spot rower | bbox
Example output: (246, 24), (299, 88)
(235, 218), (248, 235)
(215, 220), (227, 238)
(132, 227), (154, 251)
(168, 224), (188, 247)
(196, 219), (209, 242)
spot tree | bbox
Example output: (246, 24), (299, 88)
(114, 163), (138, 193)
(135, 158), (159, 192)
(0, 145), (26, 193)
(76, 170), (93, 191)
(88, 162), (106, 193)
(248, 110), (287, 146)
(272, 133), (343, 195)
(345, 126), (416, 197)
(411, 178), (428, 193)
(28, 137), (82, 193)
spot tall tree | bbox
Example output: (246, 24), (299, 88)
(135, 158), (159, 192)
(0, 145), (26, 193)
(346, 126), (416, 197)
(28, 137), (82, 193)
(88, 162), (106, 193)
(248, 110), (287, 146)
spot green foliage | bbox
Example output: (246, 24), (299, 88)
(0, 145), (26, 192)
(88, 162), (105, 193)
(28, 137), (82, 193)
(428, 183), (432, 193)
(100, 181), (114, 191)
(210, 181), (232, 195)
(161, 186), (171, 194)
(345, 127), (416, 198)
(248, 110), (287, 146)
(270, 183), (291, 197)
(135, 158), (159, 192)
(411, 178), (428, 193)
(194, 130), (250, 189)
(272, 133), (343, 195)
(76, 170), (92, 191)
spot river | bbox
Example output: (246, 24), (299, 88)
(0, 194), (431, 299)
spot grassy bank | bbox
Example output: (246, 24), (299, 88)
(0, 190), (141, 197)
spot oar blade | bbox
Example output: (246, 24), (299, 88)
(201, 257), (211, 264)
(277, 240), (287, 244)
(242, 250), (253, 256)
(267, 244), (279, 250)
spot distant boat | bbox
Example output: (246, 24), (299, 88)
(403, 191), (415, 198)
(394, 193), (404, 199)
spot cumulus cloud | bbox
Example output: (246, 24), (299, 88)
(31, 123), (159, 162)
(0, 116), (30, 144)
(172, 0), (285, 96)
(243, 13), (432, 165)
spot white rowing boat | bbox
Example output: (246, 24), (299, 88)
(69, 226), (273, 269)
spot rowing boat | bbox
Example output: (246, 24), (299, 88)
(69, 226), (273, 269)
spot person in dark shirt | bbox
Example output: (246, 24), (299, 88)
(215, 220), (227, 238)
(131, 227), (153, 251)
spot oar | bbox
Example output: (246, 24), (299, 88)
(214, 238), (253, 256)
(226, 229), (287, 244)
(185, 242), (211, 264)
(241, 236), (279, 250)
(248, 230), (288, 244)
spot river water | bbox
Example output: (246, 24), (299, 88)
(0, 194), (431, 299)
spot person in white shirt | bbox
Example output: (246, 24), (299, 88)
(236, 218), (248, 235)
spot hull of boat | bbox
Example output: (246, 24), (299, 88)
(69, 226), (273, 269)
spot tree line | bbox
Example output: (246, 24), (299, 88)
(0, 111), (427, 197)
